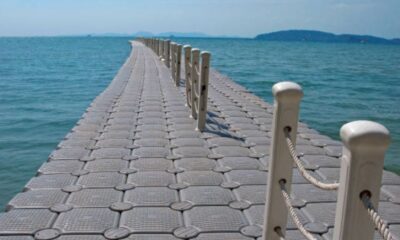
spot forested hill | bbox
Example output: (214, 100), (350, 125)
(255, 30), (400, 45)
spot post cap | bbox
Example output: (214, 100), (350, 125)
(183, 45), (191, 49)
(191, 48), (200, 53)
(340, 120), (390, 150)
(201, 51), (211, 56)
(272, 81), (303, 102)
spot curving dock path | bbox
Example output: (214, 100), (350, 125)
(1, 41), (400, 240)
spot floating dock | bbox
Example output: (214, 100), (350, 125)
(0, 41), (399, 240)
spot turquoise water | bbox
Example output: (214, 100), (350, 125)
(0, 37), (132, 209)
(174, 37), (400, 170)
(0, 37), (399, 209)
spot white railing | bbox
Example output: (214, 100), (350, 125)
(183, 46), (211, 131)
(263, 81), (393, 240)
(138, 38), (211, 132)
(140, 38), (181, 85)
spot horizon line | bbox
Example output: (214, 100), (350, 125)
(0, 29), (399, 40)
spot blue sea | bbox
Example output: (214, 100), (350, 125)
(0, 37), (399, 209)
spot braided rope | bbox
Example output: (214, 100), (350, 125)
(279, 180), (317, 240)
(361, 193), (394, 240)
(284, 128), (340, 190)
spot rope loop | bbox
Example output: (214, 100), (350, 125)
(278, 180), (317, 240)
(284, 128), (340, 190)
(361, 192), (394, 240)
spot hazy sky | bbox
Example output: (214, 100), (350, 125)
(0, 0), (399, 38)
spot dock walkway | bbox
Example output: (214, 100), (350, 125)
(1, 41), (400, 240)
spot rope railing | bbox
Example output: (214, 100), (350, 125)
(263, 81), (394, 240)
(284, 128), (339, 190)
(137, 37), (211, 132)
(279, 180), (317, 240)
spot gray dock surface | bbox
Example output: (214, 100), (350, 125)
(1, 41), (399, 240)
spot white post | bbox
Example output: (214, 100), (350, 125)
(184, 45), (192, 108)
(165, 40), (171, 67)
(196, 52), (211, 131)
(263, 82), (303, 240)
(161, 40), (165, 60)
(170, 42), (176, 81)
(156, 39), (160, 56)
(158, 39), (162, 58)
(175, 44), (182, 87)
(190, 48), (200, 119)
(333, 121), (390, 240)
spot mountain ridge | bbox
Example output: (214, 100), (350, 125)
(255, 30), (400, 45)
(89, 31), (240, 38)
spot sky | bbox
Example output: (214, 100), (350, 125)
(0, 0), (399, 38)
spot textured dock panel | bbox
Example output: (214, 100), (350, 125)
(185, 206), (248, 231)
(121, 207), (182, 232)
(54, 208), (118, 233)
(0, 209), (56, 234)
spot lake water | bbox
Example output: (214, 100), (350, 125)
(0, 37), (399, 209)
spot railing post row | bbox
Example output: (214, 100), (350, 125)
(140, 38), (211, 132)
(333, 121), (390, 240)
(263, 82), (303, 240)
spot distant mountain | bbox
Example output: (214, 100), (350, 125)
(83, 31), (240, 38)
(90, 33), (133, 37)
(255, 30), (400, 45)
(132, 31), (239, 38)
(133, 31), (154, 37)
(157, 32), (210, 38)
(392, 39), (400, 44)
